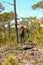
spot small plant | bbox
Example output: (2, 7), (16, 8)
(2, 55), (20, 65)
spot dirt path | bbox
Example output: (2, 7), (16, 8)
(0, 44), (43, 65)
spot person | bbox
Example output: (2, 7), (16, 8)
(20, 26), (24, 44)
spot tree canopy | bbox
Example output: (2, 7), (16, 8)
(0, 11), (14, 22)
(32, 0), (43, 10)
(0, 3), (5, 13)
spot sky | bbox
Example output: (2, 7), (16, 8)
(0, 0), (43, 18)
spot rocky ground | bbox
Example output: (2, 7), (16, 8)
(0, 44), (43, 65)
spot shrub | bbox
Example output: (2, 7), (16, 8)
(2, 55), (20, 65)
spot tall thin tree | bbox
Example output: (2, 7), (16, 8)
(14, 0), (18, 43)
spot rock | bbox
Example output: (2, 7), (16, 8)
(20, 44), (34, 50)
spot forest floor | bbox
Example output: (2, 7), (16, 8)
(0, 43), (43, 65)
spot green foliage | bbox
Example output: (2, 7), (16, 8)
(0, 11), (14, 22)
(20, 18), (43, 46)
(0, 17), (43, 47)
(2, 55), (20, 65)
(25, 21), (43, 46)
(32, 1), (43, 10)
(0, 27), (16, 46)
